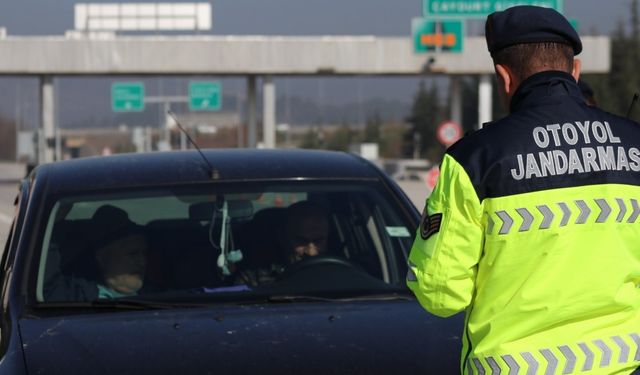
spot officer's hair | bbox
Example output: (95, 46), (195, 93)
(492, 42), (574, 82)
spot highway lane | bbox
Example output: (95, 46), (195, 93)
(0, 163), (24, 248)
(397, 180), (429, 210)
(0, 182), (17, 248)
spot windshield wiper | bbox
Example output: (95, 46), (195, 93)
(34, 300), (177, 311)
(89, 298), (199, 310)
(265, 292), (415, 304)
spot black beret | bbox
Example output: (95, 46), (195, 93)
(485, 5), (582, 56)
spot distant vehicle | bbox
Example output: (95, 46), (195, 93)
(0, 149), (462, 374)
(387, 159), (433, 182)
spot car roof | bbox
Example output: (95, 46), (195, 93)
(32, 149), (384, 194)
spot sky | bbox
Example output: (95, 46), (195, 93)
(0, 0), (631, 36)
(0, 0), (633, 130)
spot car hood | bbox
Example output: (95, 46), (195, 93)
(19, 299), (463, 374)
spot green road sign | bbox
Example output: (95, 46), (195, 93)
(569, 18), (579, 32)
(111, 82), (145, 112)
(424, 0), (563, 17)
(189, 81), (221, 111)
(413, 18), (464, 53)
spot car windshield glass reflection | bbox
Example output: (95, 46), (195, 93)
(36, 182), (414, 304)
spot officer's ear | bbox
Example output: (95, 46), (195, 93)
(571, 58), (582, 82)
(495, 63), (518, 110)
(495, 64), (518, 96)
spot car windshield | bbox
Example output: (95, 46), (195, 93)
(35, 180), (415, 305)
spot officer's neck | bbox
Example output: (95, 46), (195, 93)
(508, 70), (580, 113)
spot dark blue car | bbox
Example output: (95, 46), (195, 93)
(1, 149), (462, 374)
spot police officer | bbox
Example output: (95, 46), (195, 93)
(407, 6), (640, 375)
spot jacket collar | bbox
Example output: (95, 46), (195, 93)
(509, 70), (583, 113)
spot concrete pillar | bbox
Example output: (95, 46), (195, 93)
(247, 75), (257, 148)
(478, 75), (493, 129)
(450, 76), (462, 126)
(180, 131), (187, 150)
(262, 76), (276, 149)
(55, 127), (62, 161)
(40, 75), (55, 163)
(164, 101), (171, 150)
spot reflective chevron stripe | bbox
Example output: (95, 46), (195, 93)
(521, 352), (539, 375)
(612, 335), (630, 363)
(594, 339), (612, 367)
(473, 358), (486, 375)
(516, 208), (534, 231)
(628, 199), (640, 223)
(406, 260), (417, 282)
(488, 198), (640, 235)
(578, 342), (595, 371)
(486, 357), (501, 375)
(502, 355), (520, 375)
(537, 205), (554, 229)
(616, 198), (627, 222)
(487, 215), (495, 234)
(496, 211), (513, 234)
(559, 345), (576, 374)
(594, 199), (611, 223)
(558, 202), (571, 226)
(540, 349), (558, 375)
(469, 333), (640, 374)
(631, 333), (640, 360)
(575, 200), (591, 224)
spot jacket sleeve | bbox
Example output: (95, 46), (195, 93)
(406, 153), (484, 317)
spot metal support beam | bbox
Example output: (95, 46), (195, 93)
(0, 36), (609, 75)
(247, 75), (257, 148)
(262, 76), (276, 149)
(40, 75), (55, 163)
(478, 74), (492, 129)
(163, 101), (171, 151)
(450, 76), (462, 126)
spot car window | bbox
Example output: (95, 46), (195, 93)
(35, 181), (414, 304)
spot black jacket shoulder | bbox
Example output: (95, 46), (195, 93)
(446, 72), (640, 201)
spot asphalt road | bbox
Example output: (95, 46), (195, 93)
(0, 162), (431, 252)
(0, 163), (25, 248)
(0, 182), (17, 248)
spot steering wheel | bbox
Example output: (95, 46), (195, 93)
(277, 255), (361, 280)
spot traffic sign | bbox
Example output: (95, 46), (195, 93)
(436, 120), (463, 146)
(569, 18), (578, 32)
(111, 82), (145, 112)
(423, 0), (563, 18)
(189, 81), (221, 111)
(413, 18), (464, 53)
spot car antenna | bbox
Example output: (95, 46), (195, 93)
(167, 110), (218, 179)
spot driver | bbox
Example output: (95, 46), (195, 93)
(284, 201), (329, 263)
(234, 201), (329, 287)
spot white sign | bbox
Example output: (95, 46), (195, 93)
(75, 3), (212, 31)
(436, 120), (462, 146)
